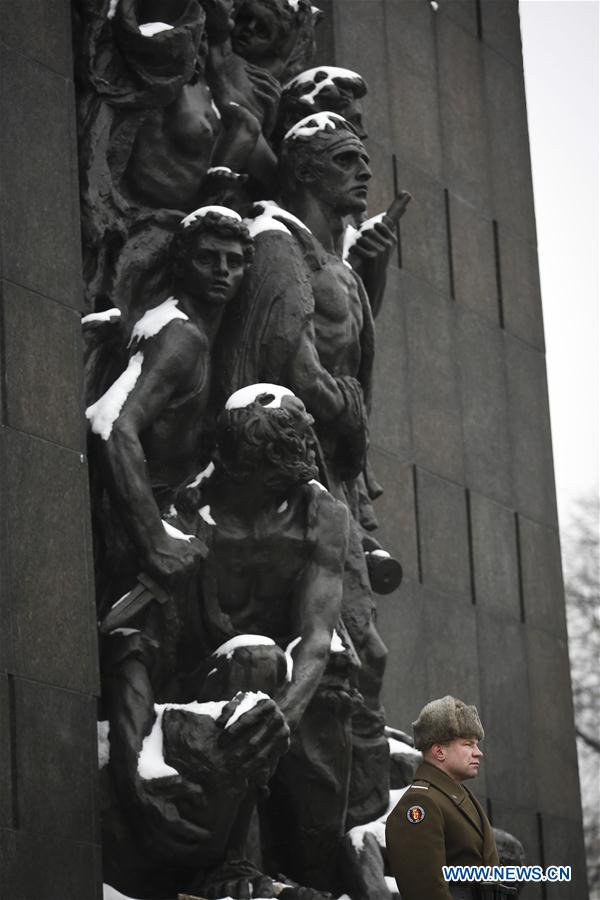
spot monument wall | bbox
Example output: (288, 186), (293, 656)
(0, 1), (588, 899)
(0, 2), (102, 897)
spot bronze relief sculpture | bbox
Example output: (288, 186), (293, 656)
(76, 2), (410, 897)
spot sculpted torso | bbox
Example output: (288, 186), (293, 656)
(310, 250), (364, 379)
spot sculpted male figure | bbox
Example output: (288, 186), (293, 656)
(216, 113), (396, 827)
(85, 206), (253, 616)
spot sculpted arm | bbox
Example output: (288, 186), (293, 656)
(275, 494), (349, 732)
(88, 323), (205, 581)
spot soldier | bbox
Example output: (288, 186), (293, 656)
(386, 696), (515, 900)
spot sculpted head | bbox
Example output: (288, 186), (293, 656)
(216, 384), (318, 492)
(171, 206), (253, 306)
(279, 112), (371, 215)
(277, 66), (368, 143)
(231, 0), (311, 67)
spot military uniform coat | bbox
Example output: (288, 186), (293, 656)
(386, 761), (499, 900)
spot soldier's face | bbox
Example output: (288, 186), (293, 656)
(311, 136), (372, 215)
(440, 738), (483, 783)
(182, 233), (246, 306)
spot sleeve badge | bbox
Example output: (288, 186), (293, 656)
(406, 805), (426, 824)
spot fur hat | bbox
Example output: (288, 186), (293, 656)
(412, 696), (484, 751)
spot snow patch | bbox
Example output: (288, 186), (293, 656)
(82, 307), (121, 324)
(245, 200), (310, 238)
(285, 0), (301, 10)
(284, 66), (363, 106)
(369, 548), (391, 559)
(385, 876), (399, 893)
(187, 461), (215, 489)
(86, 352), (144, 440)
(388, 737), (422, 759)
(211, 98), (222, 120)
(199, 505), (216, 525)
(285, 635), (302, 682)
(342, 212), (386, 261)
(138, 700), (227, 780)
(330, 629), (344, 653)
(129, 297), (188, 346)
(224, 691), (270, 728)
(347, 788), (407, 852)
(162, 519), (194, 542)
(309, 478), (328, 492)
(207, 166), (234, 176)
(107, 0), (119, 19)
(278, 499), (289, 513)
(181, 205), (242, 227)
(213, 634), (276, 659)
(226, 383), (295, 410)
(139, 21), (174, 36)
(109, 628), (140, 637)
(98, 721), (110, 769)
(284, 111), (347, 141)
(103, 885), (142, 900)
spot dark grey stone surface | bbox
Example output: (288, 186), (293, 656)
(369, 448), (418, 586)
(2, 283), (84, 450)
(437, 16), (492, 211)
(439, 0), (478, 37)
(394, 164), (450, 299)
(0, 429), (14, 674)
(505, 336), (558, 527)
(0, 829), (100, 900)
(0, 49), (82, 308)
(470, 492), (520, 619)
(541, 814), (589, 900)
(365, 138), (395, 222)
(333, 0), (392, 148)
(405, 276), (464, 482)
(449, 195), (497, 322)
(481, 0), (523, 68)
(4, 429), (97, 693)
(483, 45), (537, 243)
(417, 468), (471, 598)
(526, 627), (581, 817)
(370, 268), (412, 458)
(456, 309), (513, 506)
(499, 224), (545, 351)
(378, 577), (430, 730)
(13, 677), (97, 842)
(477, 611), (536, 808)
(519, 516), (567, 636)
(0, 0), (73, 76)
(384, 0), (442, 178)
(0, 673), (13, 828)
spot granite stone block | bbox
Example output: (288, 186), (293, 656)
(437, 16), (492, 210)
(483, 46), (537, 242)
(0, 428), (14, 673)
(365, 139), (395, 224)
(405, 276), (464, 481)
(311, 0), (335, 67)
(0, 673), (13, 828)
(370, 268), (412, 458)
(378, 577), (430, 729)
(0, 0), (73, 76)
(384, 0), (442, 178)
(423, 587), (481, 708)
(5, 429), (98, 693)
(449, 195), (497, 322)
(368, 448), (418, 586)
(3, 283), (84, 450)
(1, 828), (99, 900)
(394, 164), (450, 299)
(470, 492), (520, 620)
(0, 50), (82, 307)
(477, 612), (536, 808)
(519, 516), (567, 636)
(480, 0), (523, 67)
(505, 336), (557, 526)
(417, 468), (471, 598)
(540, 814), (589, 900)
(498, 224), (545, 351)
(13, 678), (97, 842)
(456, 307), (513, 506)
(439, 0), (478, 37)
(526, 627), (581, 817)
(333, 0), (392, 148)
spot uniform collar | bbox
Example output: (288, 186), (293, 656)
(414, 761), (484, 838)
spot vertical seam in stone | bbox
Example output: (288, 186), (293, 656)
(475, 0), (483, 42)
(412, 465), (423, 584)
(0, 286), (7, 425)
(392, 154), (403, 269)
(514, 512), (526, 624)
(537, 812), (548, 899)
(493, 219), (505, 329)
(8, 674), (20, 829)
(444, 189), (455, 300)
(465, 488), (476, 604)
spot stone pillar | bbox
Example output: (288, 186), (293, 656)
(0, 3), (101, 898)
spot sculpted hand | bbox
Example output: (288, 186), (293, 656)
(348, 220), (397, 311)
(217, 694), (290, 781)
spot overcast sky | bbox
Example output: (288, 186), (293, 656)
(519, 0), (599, 531)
